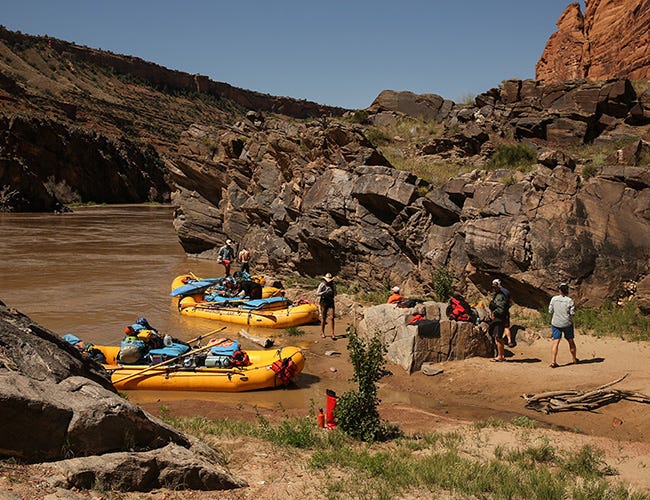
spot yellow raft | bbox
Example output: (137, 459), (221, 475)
(97, 345), (305, 392)
(170, 274), (283, 299)
(178, 295), (320, 329)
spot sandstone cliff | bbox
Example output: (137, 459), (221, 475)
(537, 0), (650, 83)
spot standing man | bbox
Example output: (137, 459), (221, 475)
(316, 273), (337, 340)
(549, 283), (578, 368)
(489, 278), (510, 362)
(493, 278), (516, 347)
(238, 246), (251, 275)
(217, 239), (236, 277)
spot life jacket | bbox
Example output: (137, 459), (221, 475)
(447, 295), (474, 322)
(409, 314), (426, 325)
(231, 350), (251, 367)
(271, 357), (299, 385)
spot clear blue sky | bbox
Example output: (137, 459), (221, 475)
(1, 1), (584, 109)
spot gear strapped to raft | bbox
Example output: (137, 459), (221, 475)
(271, 357), (299, 385)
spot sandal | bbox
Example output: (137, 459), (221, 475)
(491, 357), (506, 362)
(549, 362), (559, 368)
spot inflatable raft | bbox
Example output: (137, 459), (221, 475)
(170, 273), (283, 299)
(97, 344), (304, 392)
(178, 295), (320, 329)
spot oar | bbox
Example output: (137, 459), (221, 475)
(186, 326), (227, 345)
(248, 310), (277, 321)
(189, 272), (222, 283)
(113, 336), (228, 384)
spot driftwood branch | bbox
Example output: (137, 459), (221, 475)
(238, 329), (274, 348)
(522, 374), (650, 414)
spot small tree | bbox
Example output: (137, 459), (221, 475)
(433, 267), (454, 302)
(335, 325), (389, 442)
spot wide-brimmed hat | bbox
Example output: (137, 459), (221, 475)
(391, 286), (400, 293)
(226, 239), (233, 245)
(491, 278), (501, 287)
(323, 273), (334, 282)
(559, 282), (569, 292)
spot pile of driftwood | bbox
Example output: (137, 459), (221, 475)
(523, 374), (650, 414)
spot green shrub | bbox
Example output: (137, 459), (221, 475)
(562, 445), (616, 479)
(336, 325), (394, 442)
(576, 300), (650, 341)
(365, 127), (391, 146)
(432, 267), (454, 302)
(533, 300), (648, 341)
(457, 93), (476, 105)
(487, 143), (536, 170)
(582, 163), (598, 179)
(355, 289), (388, 305)
(284, 326), (305, 336)
(348, 110), (370, 124)
(502, 174), (516, 186)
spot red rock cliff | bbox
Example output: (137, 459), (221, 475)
(536, 0), (650, 82)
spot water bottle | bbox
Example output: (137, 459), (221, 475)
(317, 408), (325, 428)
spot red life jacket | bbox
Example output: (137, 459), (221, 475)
(271, 357), (298, 385)
(231, 350), (251, 367)
(448, 295), (473, 322)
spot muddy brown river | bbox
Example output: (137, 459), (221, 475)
(0, 204), (361, 410)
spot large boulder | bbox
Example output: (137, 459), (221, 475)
(358, 303), (492, 373)
(0, 301), (245, 492)
(368, 90), (455, 122)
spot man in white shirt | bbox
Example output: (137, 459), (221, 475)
(548, 283), (578, 367)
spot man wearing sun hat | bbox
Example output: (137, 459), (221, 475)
(316, 273), (337, 339)
(217, 239), (236, 277)
(387, 286), (403, 304)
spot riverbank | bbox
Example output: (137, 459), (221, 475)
(134, 322), (650, 496)
(2, 322), (649, 498)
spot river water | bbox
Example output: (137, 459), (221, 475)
(0, 205), (352, 409)
(1, 205), (528, 422)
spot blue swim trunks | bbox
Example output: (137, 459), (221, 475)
(552, 324), (574, 340)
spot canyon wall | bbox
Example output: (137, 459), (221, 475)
(536, 0), (650, 83)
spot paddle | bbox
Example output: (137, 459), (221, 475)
(188, 272), (222, 283)
(113, 330), (227, 384)
(186, 326), (228, 345)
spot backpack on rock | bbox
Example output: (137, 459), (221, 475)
(446, 294), (475, 322)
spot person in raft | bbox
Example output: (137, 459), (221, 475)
(387, 286), (403, 304)
(316, 273), (337, 340)
(217, 239), (236, 277)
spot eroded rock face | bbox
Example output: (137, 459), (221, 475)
(0, 301), (244, 491)
(169, 111), (649, 310)
(0, 116), (171, 212)
(537, 0), (650, 83)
